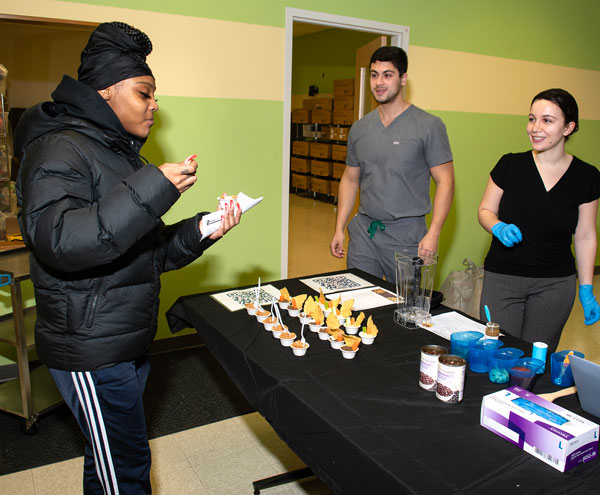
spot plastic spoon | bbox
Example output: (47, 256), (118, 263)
(555, 351), (574, 385)
(300, 322), (306, 344)
(273, 298), (283, 326)
(255, 277), (261, 307)
(484, 305), (492, 323)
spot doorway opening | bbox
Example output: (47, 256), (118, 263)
(283, 9), (409, 278)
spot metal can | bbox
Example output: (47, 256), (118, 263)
(435, 354), (466, 403)
(419, 345), (449, 391)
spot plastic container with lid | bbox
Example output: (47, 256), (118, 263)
(508, 357), (545, 390)
(450, 331), (484, 361)
(468, 339), (504, 373)
(488, 347), (525, 384)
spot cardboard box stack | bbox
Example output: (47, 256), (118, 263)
(290, 81), (355, 197)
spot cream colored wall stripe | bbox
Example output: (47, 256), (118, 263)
(408, 46), (600, 120)
(0, 0), (285, 101)
(3, 1), (599, 118)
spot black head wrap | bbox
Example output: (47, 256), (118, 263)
(78, 21), (153, 90)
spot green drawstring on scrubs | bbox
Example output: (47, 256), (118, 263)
(367, 220), (385, 239)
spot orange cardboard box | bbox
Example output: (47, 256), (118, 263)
(312, 110), (333, 124)
(332, 162), (346, 179)
(311, 176), (331, 194)
(330, 179), (340, 197)
(292, 109), (311, 123)
(333, 79), (354, 97)
(311, 160), (333, 178)
(334, 96), (354, 110)
(302, 98), (317, 110)
(290, 157), (310, 174)
(332, 144), (347, 162)
(310, 142), (332, 159)
(292, 141), (310, 156)
(314, 97), (333, 110)
(334, 109), (354, 125)
(291, 173), (310, 190)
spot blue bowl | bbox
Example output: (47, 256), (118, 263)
(468, 339), (504, 373)
(488, 347), (525, 384)
(450, 331), (484, 361)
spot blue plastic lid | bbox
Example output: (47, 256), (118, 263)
(491, 347), (524, 360)
(451, 331), (484, 342)
(470, 338), (504, 350)
(514, 357), (544, 373)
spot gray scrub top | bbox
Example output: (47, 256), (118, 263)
(346, 104), (453, 222)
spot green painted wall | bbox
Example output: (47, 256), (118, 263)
(130, 96), (284, 336)
(63, 0), (600, 70)
(292, 29), (380, 95)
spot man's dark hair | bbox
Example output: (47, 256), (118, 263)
(370, 46), (408, 76)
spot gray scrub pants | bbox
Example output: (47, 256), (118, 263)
(347, 213), (427, 283)
(479, 270), (576, 354)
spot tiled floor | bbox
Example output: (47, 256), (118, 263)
(0, 412), (332, 495)
(287, 193), (347, 279)
(2, 193), (598, 494)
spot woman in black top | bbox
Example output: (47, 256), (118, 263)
(478, 88), (600, 352)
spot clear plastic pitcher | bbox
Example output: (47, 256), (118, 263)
(394, 249), (437, 326)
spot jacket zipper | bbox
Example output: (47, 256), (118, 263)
(86, 277), (105, 328)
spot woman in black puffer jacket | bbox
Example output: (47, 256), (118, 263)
(14, 21), (240, 494)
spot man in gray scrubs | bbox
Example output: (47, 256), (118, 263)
(330, 46), (454, 282)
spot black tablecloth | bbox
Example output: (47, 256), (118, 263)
(166, 269), (599, 494)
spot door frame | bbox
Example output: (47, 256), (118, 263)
(281, 8), (409, 278)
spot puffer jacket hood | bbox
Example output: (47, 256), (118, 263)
(15, 75), (214, 371)
(14, 75), (139, 161)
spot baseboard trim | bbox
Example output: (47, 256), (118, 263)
(0, 363), (19, 383)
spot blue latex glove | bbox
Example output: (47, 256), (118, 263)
(579, 285), (600, 325)
(491, 222), (523, 247)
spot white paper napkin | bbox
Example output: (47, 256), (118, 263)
(200, 192), (263, 240)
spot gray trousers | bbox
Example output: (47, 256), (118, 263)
(479, 270), (576, 354)
(347, 213), (426, 283)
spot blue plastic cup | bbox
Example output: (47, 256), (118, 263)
(488, 347), (525, 384)
(468, 339), (504, 373)
(550, 350), (585, 387)
(509, 357), (545, 390)
(450, 331), (484, 362)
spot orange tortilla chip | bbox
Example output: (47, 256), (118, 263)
(343, 334), (361, 348)
(292, 294), (307, 310)
(355, 312), (365, 327)
(279, 287), (290, 302)
(366, 316), (378, 336)
(313, 307), (324, 325)
(319, 288), (326, 305)
(331, 296), (341, 311)
(326, 312), (340, 330)
(304, 297), (318, 316)
(340, 299), (354, 317)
